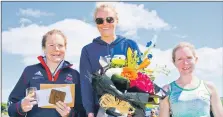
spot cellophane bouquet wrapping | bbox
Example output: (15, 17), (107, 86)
(89, 39), (170, 117)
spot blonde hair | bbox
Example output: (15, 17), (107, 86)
(94, 2), (118, 20)
(172, 42), (197, 62)
(42, 29), (67, 48)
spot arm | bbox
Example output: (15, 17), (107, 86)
(73, 70), (86, 117)
(159, 85), (171, 117)
(7, 67), (29, 117)
(205, 82), (223, 117)
(80, 47), (95, 117)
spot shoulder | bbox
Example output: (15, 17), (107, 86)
(81, 42), (96, 54)
(162, 83), (173, 96)
(82, 43), (91, 50)
(82, 36), (100, 50)
(68, 68), (79, 75)
(162, 84), (171, 92)
(123, 38), (140, 50)
(63, 64), (80, 76)
(162, 81), (176, 95)
(23, 63), (42, 72)
(203, 80), (217, 95)
(124, 38), (137, 45)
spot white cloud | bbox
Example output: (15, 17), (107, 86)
(18, 8), (55, 18)
(173, 34), (188, 39)
(19, 18), (32, 25)
(96, 2), (171, 37)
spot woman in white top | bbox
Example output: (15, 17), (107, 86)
(159, 42), (223, 117)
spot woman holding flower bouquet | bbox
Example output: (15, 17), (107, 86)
(159, 42), (223, 117)
(79, 3), (143, 117)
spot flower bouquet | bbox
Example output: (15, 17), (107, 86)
(89, 39), (170, 117)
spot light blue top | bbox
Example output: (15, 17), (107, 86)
(169, 80), (211, 117)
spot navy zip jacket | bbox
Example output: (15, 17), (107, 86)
(80, 35), (142, 115)
(8, 56), (85, 117)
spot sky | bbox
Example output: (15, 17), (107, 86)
(1, 1), (223, 103)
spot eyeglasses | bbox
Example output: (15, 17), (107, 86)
(95, 17), (114, 25)
(47, 44), (65, 49)
(151, 111), (155, 114)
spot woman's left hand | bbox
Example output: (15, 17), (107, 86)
(55, 101), (71, 117)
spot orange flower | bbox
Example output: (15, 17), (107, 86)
(121, 67), (138, 80)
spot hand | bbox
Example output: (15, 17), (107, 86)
(21, 92), (37, 112)
(88, 113), (94, 117)
(55, 101), (71, 117)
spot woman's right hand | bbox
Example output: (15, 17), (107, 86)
(21, 93), (37, 112)
(88, 113), (94, 117)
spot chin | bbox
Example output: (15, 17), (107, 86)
(181, 71), (193, 76)
(52, 59), (63, 63)
(101, 32), (113, 37)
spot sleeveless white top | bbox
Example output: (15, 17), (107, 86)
(168, 80), (211, 117)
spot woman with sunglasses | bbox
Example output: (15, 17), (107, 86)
(79, 3), (142, 117)
(159, 42), (223, 117)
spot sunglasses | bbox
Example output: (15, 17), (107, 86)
(95, 17), (114, 25)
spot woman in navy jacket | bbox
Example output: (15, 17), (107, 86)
(8, 29), (85, 117)
(80, 3), (142, 117)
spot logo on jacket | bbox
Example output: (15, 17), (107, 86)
(33, 71), (44, 79)
(35, 71), (43, 76)
(64, 74), (73, 84)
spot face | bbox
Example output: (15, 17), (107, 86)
(151, 109), (155, 116)
(174, 47), (197, 76)
(43, 34), (66, 63)
(95, 8), (118, 37)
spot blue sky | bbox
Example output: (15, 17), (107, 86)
(2, 2), (223, 102)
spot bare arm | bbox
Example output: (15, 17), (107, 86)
(205, 82), (223, 117)
(159, 85), (170, 117)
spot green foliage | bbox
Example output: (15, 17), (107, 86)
(1, 102), (8, 114)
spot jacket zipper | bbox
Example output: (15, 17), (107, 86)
(107, 44), (110, 55)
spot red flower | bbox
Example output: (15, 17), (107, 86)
(130, 72), (155, 94)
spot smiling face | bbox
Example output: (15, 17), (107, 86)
(174, 47), (198, 76)
(95, 7), (118, 37)
(43, 33), (66, 64)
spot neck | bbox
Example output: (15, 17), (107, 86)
(178, 74), (196, 84)
(101, 34), (116, 44)
(46, 60), (60, 73)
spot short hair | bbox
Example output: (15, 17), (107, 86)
(42, 29), (67, 48)
(94, 2), (118, 20)
(172, 42), (197, 62)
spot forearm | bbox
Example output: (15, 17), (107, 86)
(80, 77), (95, 114)
(211, 97), (223, 117)
(8, 101), (26, 117)
(159, 97), (170, 117)
(8, 67), (28, 116)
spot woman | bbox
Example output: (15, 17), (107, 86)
(7, 29), (85, 117)
(79, 3), (142, 117)
(159, 42), (223, 117)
